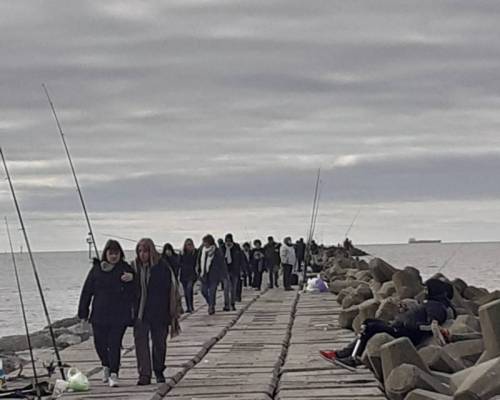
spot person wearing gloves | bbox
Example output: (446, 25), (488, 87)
(280, 237), (297, 291)
(78, 240), (136, 388)
(319, 278), (456, 369)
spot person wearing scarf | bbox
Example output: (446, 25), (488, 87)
(197, 234), (227, 315)
(132, 238), (181, 386)
(241, 242), (252, 288)
(78, 240), (136, 388)
(180, 238), (198, 313)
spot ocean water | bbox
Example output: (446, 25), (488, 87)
(0, 242), (499, 337)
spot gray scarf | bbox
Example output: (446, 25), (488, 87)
(100, 261), (115, 272)
(138, 263), (151, 321)
(225, 242), (233, 264)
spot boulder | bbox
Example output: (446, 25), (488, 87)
(329, 279), (349, 295)
(418, 345), (466, 373)
(56, 333), (82, 348)
(463, 286), (489, 302)
(342, 293), (365, 309)
(353, 299), (381, 334)
(354, 270), (373, 282)
(369, 258), (398, 283)
(47, 316), (80, 330)
(442, 339), (484, 367)
(404, 389), (453, 400)
(355, 259), (370, 271)
(361, 332), (395, 382)
(337, 287), (355, 304)
(378, 281), (397, 299)
(448, 315), (481, 336)
(380, 337), (430, 383)
(476, 290), (500, 307)
(385, 364), (452, 400)
(451, 278), (468, 297)
(476, 298), (500, 363)
(376, 297), (401, 322)
(454, 356), (500, 400)
(393, 268), (425, 299)
(338, 306), (360, 330)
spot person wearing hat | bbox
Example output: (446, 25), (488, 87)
(319, 278), (456, 369)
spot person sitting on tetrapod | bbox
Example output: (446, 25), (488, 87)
(319, 278), (456, 369)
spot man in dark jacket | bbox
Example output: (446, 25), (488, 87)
(295, 238), (306, 272)
(264, 236), (280, 288)
(220, 233), (242, 311)
(320, 278), (456, 369)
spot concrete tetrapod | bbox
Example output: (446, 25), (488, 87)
(476, 298), (500, 364)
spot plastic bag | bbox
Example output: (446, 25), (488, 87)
(314, 277), (329, 293)
(67, 367), (90, 392)
(51, 379), (69, 398)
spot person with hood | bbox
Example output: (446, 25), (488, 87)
(78, 240), (136, 388)
(319, 278), (456, 369)
(197, 234), (227, 315)
(133, 238), (181, 386)
(251, 239), (266, 290)
(180, 238), (198, 313)
(220, 233), (242, 311)
(264, 236), (280, 288)
(280, 237), (297, 291)
(162, 243), (181, 279)
(241, 242), (252, 288)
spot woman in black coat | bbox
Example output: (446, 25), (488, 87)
(78, 239), (136, 387)
(180, 238), (198, 313)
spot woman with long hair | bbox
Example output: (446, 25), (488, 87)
(78, 239), (135, 388)
(132, 238), (181, 386)
(180, 238), (198, 313)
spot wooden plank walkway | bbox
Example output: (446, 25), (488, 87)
(11, 286), (386, 399)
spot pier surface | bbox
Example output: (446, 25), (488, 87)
(17, 287), (385, 399)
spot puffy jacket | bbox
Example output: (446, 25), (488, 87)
(280, 244), (297, 266)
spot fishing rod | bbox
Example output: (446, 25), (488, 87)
(101, 233), (163, 250)
(0, 148), (66, 380)
(438, 243), (464, 274)
(4, 217), (41, 400)
(310, 180), (323, 244)
(344, 206), (362, 238)
(42, 83), (99, 260)
(303, 168), (321, 286)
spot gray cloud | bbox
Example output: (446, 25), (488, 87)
(1, 0), (500, 249)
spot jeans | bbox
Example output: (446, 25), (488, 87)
(134, 320), (169, 379)
(282, 264), (293, 289)
(224, 273), (240, 308)
(181, 280), (195, 312)
(201, 276), (218, 311)
(268, 265), (279, 288)
(92, 323), (127, 374)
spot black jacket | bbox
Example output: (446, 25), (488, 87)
(251, 248), (266, 272)
(180, 250), (198, 283)
(264, 242), (280, 267)
(78, 260), (136, 326)
(220, 243), (242, 276)
(197, 247), (228, 283)
(392, 300), (450, 332)
(135, 258), (173, 326)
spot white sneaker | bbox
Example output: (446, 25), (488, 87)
(109, 373), (119, 387)
(102, 367), (110, 383)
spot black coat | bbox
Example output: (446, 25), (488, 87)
(251, 248), (266, 272)
(220, 243), (242, 276)
(180, 250), (198, 283)
(78, 260), (136, 326)
(197, 247), (227, 283)
(135, 258), (173, 326)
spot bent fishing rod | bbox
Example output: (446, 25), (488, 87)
(344, 206), (362, 238)
(303, 168), (321, 285)
(42, 83), (99, 260)
(0, 148), (66, 380)
(5, 217), (41, 400)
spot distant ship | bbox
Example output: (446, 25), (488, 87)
(408, 238), (442, 244)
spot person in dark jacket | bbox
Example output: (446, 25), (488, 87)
(162, 243), (181, 279)
(133, 238), (176, 386)
(295, 238), (306, 272)
(220, 233), (242, 311)
(251, 239), (266, 290)
(264, 236), (280, 288)
(78, 240), (135, 388)
(241, 242), (252, 288)
(320, 278), (456, 369)
(197, 234), (227, 315)
(180, 238), (198, 313)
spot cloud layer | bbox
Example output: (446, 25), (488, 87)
(1, 1), (500, 249)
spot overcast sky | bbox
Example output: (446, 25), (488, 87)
(1, 0), (500, 251)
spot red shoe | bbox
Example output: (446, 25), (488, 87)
(319, 350), (337, 363)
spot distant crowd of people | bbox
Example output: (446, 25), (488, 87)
(77, 234), (311, 388)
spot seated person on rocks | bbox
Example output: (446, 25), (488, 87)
(320, 278), (456, 369)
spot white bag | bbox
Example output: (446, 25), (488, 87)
(67, 367), (90, 392)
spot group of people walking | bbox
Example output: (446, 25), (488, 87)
(77, 234), (305, 388)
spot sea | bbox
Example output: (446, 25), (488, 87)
(0, 242), (499, 337)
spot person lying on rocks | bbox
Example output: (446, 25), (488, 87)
(320, 278), (456, 369)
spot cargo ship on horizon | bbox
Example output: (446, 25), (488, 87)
(408, 238), (442, 244)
